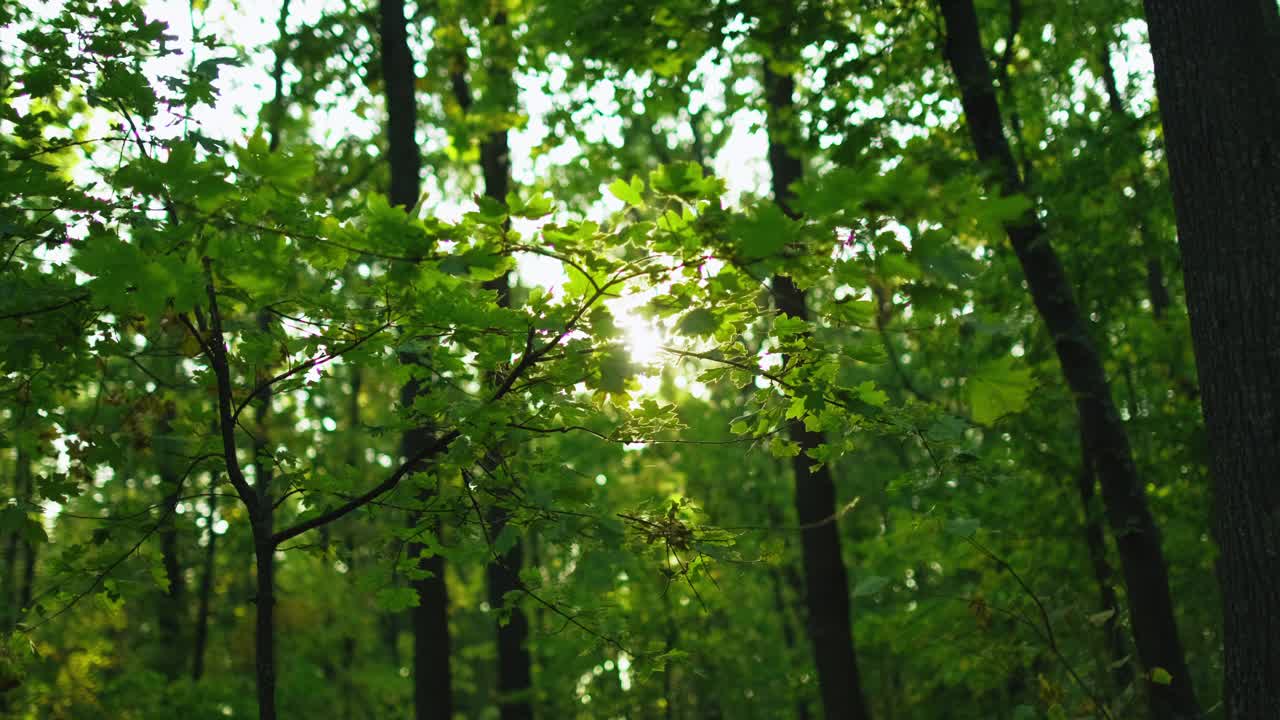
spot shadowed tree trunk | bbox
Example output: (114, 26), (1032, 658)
(1076, 447), (1132, 692)
(1096, 39), (1170, 320)
(936, 1), (1200, 716)
(156, 406), (187, 678)
(191, 492), (217, 680)
(763, 64), (873, 720)
(445, 9), (534, 716)
(378, 1), (453, 718)
(1142, 2), (1280, 716)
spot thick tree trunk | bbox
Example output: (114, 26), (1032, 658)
(764, 66), (873, 720)
(1141, 3), (1280, 716)
(936, 1), (1200, 716)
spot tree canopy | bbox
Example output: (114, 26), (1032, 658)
(2, 0), (1276, 718)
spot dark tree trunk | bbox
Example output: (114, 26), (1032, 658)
(253, 511), (277, 720)
(191, 494), (218, 680)
(763, 65), (873, 720)
(447, 9), (535, 716)
(3, 450), (30, 630)
(486, 512), (533, 720)
(380, 0), (422, 208)
(936, 1), (1201, 716)
(1097, 40), (1170, 319)
(1141, 3), (1280, 716)
(155, 405), (187, 678)
(1076, 448), (1132, 692)
(16, 452), (35, 618)
(379, 0), (451, 716)
(405, 476), (453, 720)
(770, 568), (812, 720)
(266, 0), (291, 153)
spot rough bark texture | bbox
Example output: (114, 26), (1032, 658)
(1142, 2), (1280, 716)
(764, 65), (873, 720)
(936, 1), (1200, 716)
(379, 1), (450, 717)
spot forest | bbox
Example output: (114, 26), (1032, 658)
(2, 0), (1278, 718)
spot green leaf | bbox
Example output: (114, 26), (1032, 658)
(1087, 609), (1116, 626)
(856, 380), (889, 408)
(677, 308), (718, 337)
(608, 175), (644, 207)
(732, 204), (794, 259)
(1149, 667), (1173, 686)
(853, 575), (890, 597)
(966, 356), (1036, 424)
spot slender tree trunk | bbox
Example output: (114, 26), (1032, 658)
(1141, 3), (1280, 716)
(15, 453), (35, 618)
(3, 452), (25, 630)
(1097, 40), (1170, 319)
(379, 2), (451, 717)
(486, 511), (533, 719)
(763, 65), (873, 720)
(1076, 448), (1132, 692)
(253, 513), (277, 720)
(155, 404), (187, 678)
(769, 569), (812, 720)
(444, 9), (535, 716)
(191, 493), (218, 680)
(936, 1), (1200, 716)
(266, 0), (291, 153)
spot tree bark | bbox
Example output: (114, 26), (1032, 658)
(1076, 448), (1132, 692)
(379, 2), (451, 717)
(155, 404), (187, 678)
(936, 1), (1201, 716)
(1141, 2), (1280, 716)
(1097, 40), (1170, 319)
(253, 510), (277, 720)
(446, 9), (535, 716)
(763, 65), (873, 720)
(191, 493), (217, 680)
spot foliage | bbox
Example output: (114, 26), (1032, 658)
(0, 0), (1224, 718)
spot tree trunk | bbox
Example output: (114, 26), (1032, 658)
(191, 493), (218, 680)
(156, 406), (186, 678)
(1141, 3), (1280, 716)
(1097, 39), (1170, 319)
(253, 514), (277, 720)
(486, 511), (533, 720)
(1076, 447), (1132, 692)
(379, 0), (452, 715)
(763, 65), (873, 720)
(443, 8), (536, 715)
(935, 1), (1201, 716)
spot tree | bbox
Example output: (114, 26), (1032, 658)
(1142, 1), (1280, 716)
